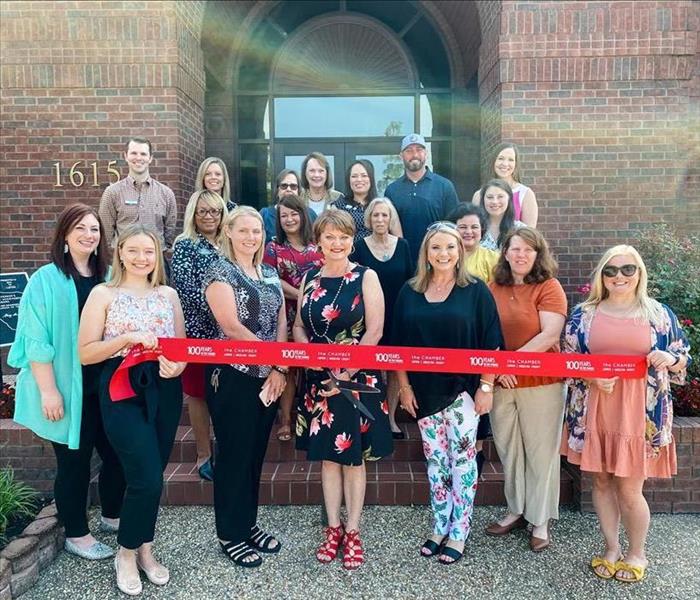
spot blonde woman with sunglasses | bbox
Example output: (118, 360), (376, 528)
(563, 245), (691, 584)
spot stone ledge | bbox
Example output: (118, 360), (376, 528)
(0, 502), (64, 599)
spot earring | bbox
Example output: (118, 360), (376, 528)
(94, 247), (98, 256)
(427, 263), (432, 271)
(64, 243), (68, 254)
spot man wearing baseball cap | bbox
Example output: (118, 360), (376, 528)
(385, 133), (459, 261)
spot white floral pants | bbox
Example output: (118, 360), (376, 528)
(417, 392), (480, 542)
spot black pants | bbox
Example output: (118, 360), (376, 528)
(100, 358), (182, 549)
(206, 365), (276, 543)
(51, 388), (125, 538)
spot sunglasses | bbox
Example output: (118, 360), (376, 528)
(427, 221), (457, 232)
(278, 183), (299, 190)
(195, 207), (223, 217)
(602, 264), (637, 278)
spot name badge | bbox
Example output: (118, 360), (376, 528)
(125, 197), (138, 205)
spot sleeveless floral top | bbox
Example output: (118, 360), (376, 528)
(103, 288), (176, 357)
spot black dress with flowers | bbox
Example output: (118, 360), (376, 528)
(295, 264), (393, 466)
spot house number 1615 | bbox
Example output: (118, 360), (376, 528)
(52, 161), (121, 187)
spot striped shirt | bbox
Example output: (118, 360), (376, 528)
(99, 175), (177, 249)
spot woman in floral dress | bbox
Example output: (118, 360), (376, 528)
(562, 245), (691, 583)
(293, 210), (392, 570)
(263, 194), (323, 441)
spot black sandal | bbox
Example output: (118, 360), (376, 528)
(420, 538), (444, 558)
(220, 541), (262, 568)
(248, 525), (281, 554)
(438, 546), (464, 565)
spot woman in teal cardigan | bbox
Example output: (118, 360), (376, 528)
(9, 203), (125, 560)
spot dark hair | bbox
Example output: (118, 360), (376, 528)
(480, 178), (515, 248)
(446, 203), (488, 233)
(50, 203), (108, 281)
(300, 152), (333, 190)
(492, 227), (558, 285)
(344, 159), (377, 206)
(125, 137), (152, 156)
(275, 194), (314, 246)
(274, 168), (301, 204)
(489, 142), (521, 182)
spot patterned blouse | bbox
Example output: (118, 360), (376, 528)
(171, 233), (221, 340)
(103, 289), (176, 357)
(263, 238), (324, 329)
(480, 220), (525, 251)
(329, 198), (371, 240)
(170, 233), (219, 340)
(563, 302), (691, 456)
(202, 257), (283, 378)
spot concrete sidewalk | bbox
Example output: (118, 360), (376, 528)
(23, 505), (700, 599)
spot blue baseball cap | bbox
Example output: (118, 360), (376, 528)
(400, 133), (426, 152)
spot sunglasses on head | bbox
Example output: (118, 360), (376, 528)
(427, 221), (457, 232)
(278, 182), (299, 190)
(602, 264), (637, 278)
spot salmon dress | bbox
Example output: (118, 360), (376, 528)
(564, 311), (676, 478)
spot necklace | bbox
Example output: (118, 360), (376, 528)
(370, 236), (393, 261)
(307, 260), (350, 342)
(429, 278), (455, 293)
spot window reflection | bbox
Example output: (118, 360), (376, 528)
(274, 96), (414, 138)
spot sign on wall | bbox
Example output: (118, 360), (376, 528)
(0, 272), (29, 347)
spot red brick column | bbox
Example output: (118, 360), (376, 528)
(477, 0), (698, 294)
(0, 0), (206, 275)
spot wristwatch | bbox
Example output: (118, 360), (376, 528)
(480, 381), (494, 393)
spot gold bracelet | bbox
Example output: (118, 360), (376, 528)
(398, 384), (412, 394)
(479, 378), (495, 386)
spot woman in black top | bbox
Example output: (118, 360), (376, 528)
(203, 206), (287, 569)
(393, 221), (502, 565)
(351, 197), (413, 438)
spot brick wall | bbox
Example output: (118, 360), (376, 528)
(478, 0), (698, 295)
(0, 0), (206, 277)
(565, 417), (700, 513)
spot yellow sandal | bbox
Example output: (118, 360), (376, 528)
(590, 556), (617, 580)
(614, 560), (646, 583)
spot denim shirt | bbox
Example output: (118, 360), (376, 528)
(563, 303), (691, 456)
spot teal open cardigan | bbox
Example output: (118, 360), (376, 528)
(8, 263), (85, 449)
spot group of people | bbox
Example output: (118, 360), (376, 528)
(9, 133), (691, 593)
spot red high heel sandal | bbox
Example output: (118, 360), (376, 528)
(342, 530), (364, 570)
(316, 524), (344, 563)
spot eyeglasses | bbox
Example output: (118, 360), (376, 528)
(278, 183), (299, 190)
(427, 221), (457, 232)
(602, 264), (638, 278)
(195, 207), (223, 218)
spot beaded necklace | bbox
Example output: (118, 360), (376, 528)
(307, 260), (351, 342)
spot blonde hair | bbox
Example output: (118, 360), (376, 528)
(410, 223), (474, 293)
(195, 157), (231, 204)
(217, 206), (266, 266)
(364, 197), (399, 232)
(581, 244), (664, 325)
(108, 224), (165, 288)
(176, 190), (228, 243)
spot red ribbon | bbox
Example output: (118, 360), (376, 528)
(109, 338), (647, 401)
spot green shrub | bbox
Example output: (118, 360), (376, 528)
(634, 224), (700, 416)
(0, 467), (37, 544)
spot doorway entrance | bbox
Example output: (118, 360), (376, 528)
(275, 141), (400, 197)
